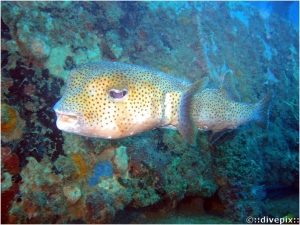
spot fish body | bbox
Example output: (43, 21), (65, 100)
(192, 87), (272, 143)
(53, 62), (195, 141)
(53, 61), (272, 145)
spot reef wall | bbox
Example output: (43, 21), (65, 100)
(1, 1), (298, 223)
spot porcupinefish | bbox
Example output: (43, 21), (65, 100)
(53, 61), (272, 145)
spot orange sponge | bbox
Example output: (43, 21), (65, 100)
(1, 104), (25, 142)
(72, 154), (88, 178)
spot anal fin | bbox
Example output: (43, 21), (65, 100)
(210, 130), (232, 144)
(177, 77), (209, 146)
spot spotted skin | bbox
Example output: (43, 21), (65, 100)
(54, 62), (191, 139)
(53, 61), (272, 145)
(192, 89), (255, 132)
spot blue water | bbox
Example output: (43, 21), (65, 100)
(248, 1), (299, 28)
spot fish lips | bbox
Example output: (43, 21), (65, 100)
(53, 102), (79, 131)
(55, 111), (78, 125)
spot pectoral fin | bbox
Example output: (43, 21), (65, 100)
(177, 77), (209, 146)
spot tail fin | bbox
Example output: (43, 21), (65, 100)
(253, 92), (273, 129)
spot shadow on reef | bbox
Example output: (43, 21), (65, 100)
(1, 57), (66, 223)
(2, 59), (65, 167)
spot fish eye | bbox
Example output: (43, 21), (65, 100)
(108, 88), (129, 100)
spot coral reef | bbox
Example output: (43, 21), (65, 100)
(63, 186), (81, 205)
(89, 161), (114, 186)
(1, 104), (26, 142)
(1, 1), (298, 223)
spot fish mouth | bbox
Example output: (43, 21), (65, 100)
(55, 112), (79, 124)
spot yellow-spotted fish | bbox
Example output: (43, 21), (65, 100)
(53, 61), (272, 145)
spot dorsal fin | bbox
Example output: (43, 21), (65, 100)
(221, 70), (241, 102)
(177, 77), (209, 146)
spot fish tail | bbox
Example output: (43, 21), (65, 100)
(253, 92), (273, 129)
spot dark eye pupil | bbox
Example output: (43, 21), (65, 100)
(109, 89), (128, 99)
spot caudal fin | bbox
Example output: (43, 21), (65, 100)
(253, 92), (273, 129)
